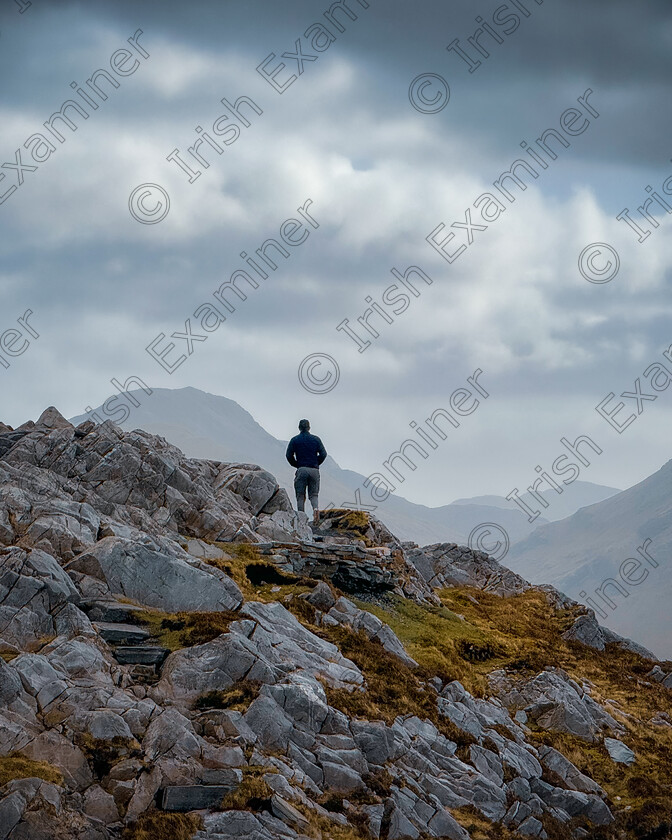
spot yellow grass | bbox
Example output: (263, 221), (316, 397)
(0, 753), (63, 787)
(121, 812), (203, 840)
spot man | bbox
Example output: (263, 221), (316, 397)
(285, 419), (327, 525)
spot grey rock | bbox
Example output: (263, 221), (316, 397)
(409, 542), (530, 598)
(270, 794), (310, 830)
(485, 730), (542, 779)
(199, 769), (243, 786)
(73, 536), (243, 612)
(256, 510), (314, 543)
(45, 637), (112, 683)
(35, 407), (73, 431)
(437, 698), (483, 739)
(604, 738), (636, 765)
(0, 657), (29, 708)
(113, 646), (168, 666)
(20, 730), (93, 789)
(322, 761), (364, 792)
(160, 785), (236, 811)
(490, 668), (620, 742)
(562, 614), (605, 650)
(503, 800), (533, 828)
(10, 654), (68, 710)
(362, 804), (385, 839)
(245, 696), (294, 751)
(517, 816), (548, 838)
(647, 665), (666, 682)
(351, 720), (395, 765)
(82, 599), (148, 623)
(327, 597), (417, 667)
(92, 621), (150, 644)
(427, 807), (470, 840)
(216, 464), (280, 515)
(74, 709), (135, 741)
(529, 778), (613, 825)
(304, 581), (336, 612)
(0, 710), (40, 754)
(0, 791), (25, 840)
(386, 801), (420, 840)
(469, 745), (504, 785)
(53, 603), (96, 638)
(83, 784), (119, 824)
(537, 745), (605, 795)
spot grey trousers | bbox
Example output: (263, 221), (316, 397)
(294, 467), (320, 512)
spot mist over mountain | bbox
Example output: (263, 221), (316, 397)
(71, 387), (614, 548)
(70, 387), (540, 546)
(507, 459), (672, 658)
(451, 481), (621, 523)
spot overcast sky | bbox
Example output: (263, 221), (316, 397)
(1, 0), (672, 506)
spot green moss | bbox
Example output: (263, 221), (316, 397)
(352, 594), (499, 694)
(322, 625), (459, 737)
(122, 812), (203, 840)
(0, 753), (63, 787)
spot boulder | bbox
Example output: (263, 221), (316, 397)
(562, 615), (605, 650)
(604, 738), (636, 765)
(20, 730), (93, 789)
(351, 720), (395, 766)
(409, 543), (530, 598)
(304, 581), (336, 612)
(83, 784), (119, 823)
(160, 785), (238, 811)
(72, 536), (242, 612)
(35, 407), (73, 430)
(255, 510), (314, 543)
(10, 654), (68, 710)
(215, 464), (280, 515)
(489, 669), (620, 742)
(537, 745), (605, 795)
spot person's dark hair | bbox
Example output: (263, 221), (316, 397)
(298, 419), (310, 432)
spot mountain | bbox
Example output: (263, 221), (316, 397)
(67, 386), (566, 551)
(506, 459), (672, 659)
(2, 406), (672, 840)
(451, 480), (621, 522)
(71, 387), (545, 547)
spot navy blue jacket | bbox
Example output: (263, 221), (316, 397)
(286, 431), (327, 469)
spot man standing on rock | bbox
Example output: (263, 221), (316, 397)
(285, 419), (327, 525)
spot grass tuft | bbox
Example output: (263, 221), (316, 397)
(0, 753), (63, 787)
(135, 609), (238, 650)
(76, 734), (141, 778)
(208, 541), (316, 603)
(121, 812), (203, 840)
(219, 767), (273, 811)
(194, 680), (261, 712)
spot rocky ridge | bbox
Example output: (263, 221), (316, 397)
(0, 409), (671, 840)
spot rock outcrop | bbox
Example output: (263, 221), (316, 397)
(0, 409), (668, 840)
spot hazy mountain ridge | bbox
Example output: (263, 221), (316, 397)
(507, 459), (672, 658)
(451, 481), (621, 523)
(70, 387), (616, 548)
